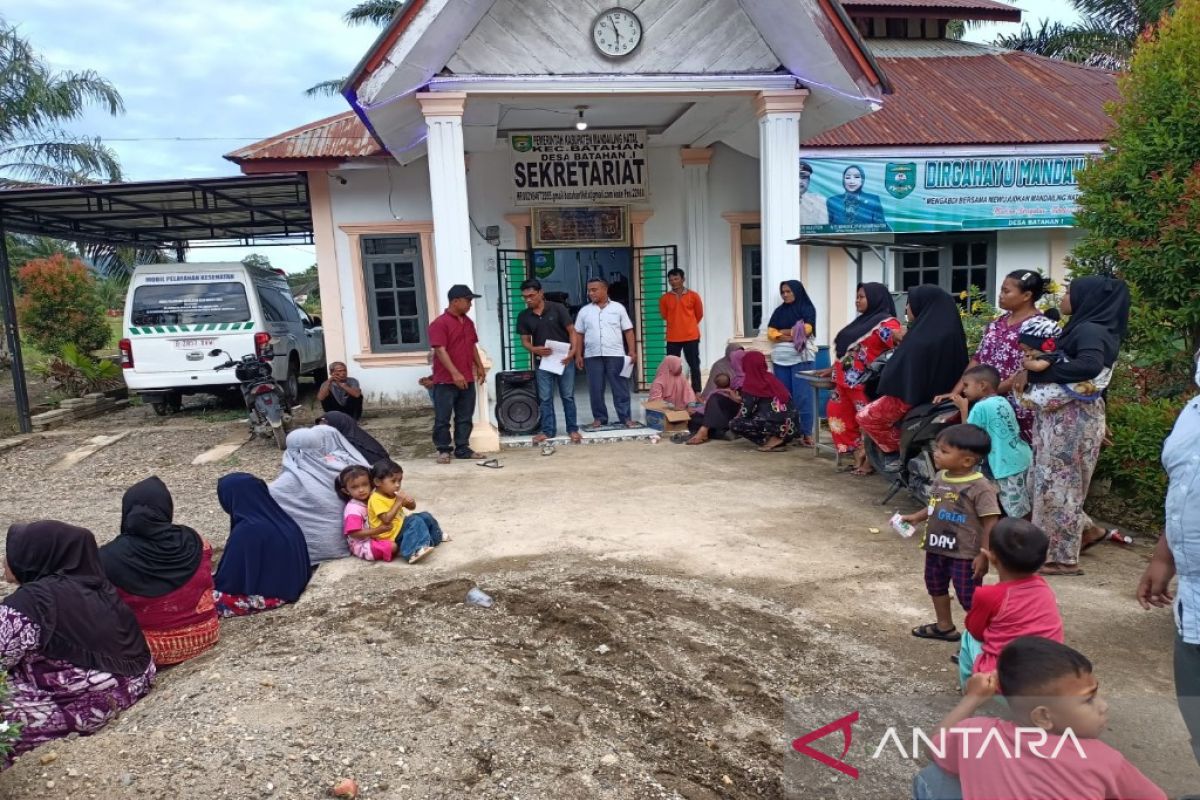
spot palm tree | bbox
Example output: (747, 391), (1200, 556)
(0, 19), (125, 187)
(305, 0), (404, 98)
(995, 0), (1177, 70)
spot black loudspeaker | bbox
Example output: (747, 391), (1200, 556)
(495, 370), (540, 435)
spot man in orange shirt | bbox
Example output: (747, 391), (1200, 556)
(659, 268), (705, 394)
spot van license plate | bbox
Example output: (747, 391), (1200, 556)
(174, 338), (216, 349)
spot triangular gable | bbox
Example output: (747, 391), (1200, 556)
(446, 0), (780, 76)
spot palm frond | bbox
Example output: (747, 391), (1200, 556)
(304, 78), (348, 98)
(344, 0), (403, 27)
(1, 138), (122, 184)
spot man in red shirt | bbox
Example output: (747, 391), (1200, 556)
(658, 267), (704, 394)
(428, 285), (488, 464)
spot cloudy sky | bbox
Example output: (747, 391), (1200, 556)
(7, 0), (1078, 271)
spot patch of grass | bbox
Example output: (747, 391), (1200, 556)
(197, 409), (248, 423)
(92, 317), (124, 358)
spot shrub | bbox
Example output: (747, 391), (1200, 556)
(15, 254), (110, 355)
(33, 343), (123, 397)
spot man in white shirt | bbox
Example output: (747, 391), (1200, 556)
(573, 277), (638, 428)
(799, 160), (828, 227)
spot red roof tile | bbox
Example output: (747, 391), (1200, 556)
(804, 51), (1120, 147)
(842, 0), (1016, 10)
(842, 0), (1020, 22)
(225, 111), (384, 164)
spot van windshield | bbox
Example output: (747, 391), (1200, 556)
(131, 282), (251, 326)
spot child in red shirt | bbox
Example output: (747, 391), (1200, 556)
(959, 518), (1064, 687)
(913, 637), (1165, 800)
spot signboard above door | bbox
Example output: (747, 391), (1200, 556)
(511, 129), (646, 207)
(531, 206), (629, 248)
(798, 153), (1095, 234)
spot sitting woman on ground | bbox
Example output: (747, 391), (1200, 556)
(1, 521), (155, 766)
(648, 355), (696, 409)
(687, 346), (745, 445)
(856, 285), (968, 462)
(819, 282), (902, 474)
(729, 350), (799, 452)
(766, 280), (819, 446)
(319, 410), (390, 465)
(1012, 275), (1131, 576)
(99, 476), (218, 666)
(212, 473), (312, 617)
(938, 270), (1046, 443)
(270, 426), (368, 565)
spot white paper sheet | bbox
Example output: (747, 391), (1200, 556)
(537, 340), (571, 375)
(619, 356), (634, 379)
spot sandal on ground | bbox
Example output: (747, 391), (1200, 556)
(436, 453), (452, 465)
(624, 420), (642, 429)
(799, 435), (816, 447)
(850, 467), (875, 476)
(456, 451), (485, 460)
(757, 444), (787, 452)
(541, 444), (556, 456)
(912, 622), (960, 642)
(477, 458), (503, 469)
(569, 431), (583, 444)
(1039, 563), (1085, 576)
(1081, 528), (1115, 553)
(407, 546), (433, 564)
(670, 432), (690, 444)
(589, 420), (606, 429)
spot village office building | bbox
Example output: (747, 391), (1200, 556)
(227, 0), (1118, 444)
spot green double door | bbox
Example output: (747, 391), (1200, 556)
(497, 245), (677, 390)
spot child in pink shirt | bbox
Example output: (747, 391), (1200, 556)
(914, 637), (1165, 800)
(959, 518), (1064, 687)
(335, 465), (396, 562)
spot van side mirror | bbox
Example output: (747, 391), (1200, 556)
(208, 348), (222, 357)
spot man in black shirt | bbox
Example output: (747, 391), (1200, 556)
(517, 278), (581, 443)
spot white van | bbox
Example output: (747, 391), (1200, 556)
(119, 262), (326, 415)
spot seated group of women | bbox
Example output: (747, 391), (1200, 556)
(0, 410), (392, 765)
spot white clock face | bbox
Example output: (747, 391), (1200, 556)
(592, 8), (642, 58)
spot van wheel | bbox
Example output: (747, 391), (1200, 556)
(285, 357), (300, 406)
(151, 392), (182, 416)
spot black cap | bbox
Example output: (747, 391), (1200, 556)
(799, 160), (813, 176)
(447, 284), (482, 301)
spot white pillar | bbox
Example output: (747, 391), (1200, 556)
(756, 90), (819, 338)
(417, 91), (499, 452)
(681, 146), (713, 364)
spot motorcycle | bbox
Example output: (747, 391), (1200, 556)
(863, 399), (961, 506)
(858, 349), (960, 505)
(210, 348), (290, 450)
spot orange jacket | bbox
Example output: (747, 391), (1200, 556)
(659, 290), (704, 342)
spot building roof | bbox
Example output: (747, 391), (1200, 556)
(0, 174), (312, 247)
(841, 0), (1021, 21)
(803, 48), (1120, 147)
(224, 111), (385, 173)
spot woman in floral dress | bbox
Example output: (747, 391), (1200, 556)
(729, 351), (799, 451)
(822, 283), (901, 474)
(941, 270), (1046, 442)
(1, 521), (155, 765)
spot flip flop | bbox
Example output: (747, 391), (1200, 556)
(541, 444), (556, 456)
(670, 432), (690, 444)
(1081, 529), (1115, 553)
(757, 444), (787, 452)
(912, 622), (960, 642)
(569, 432), (583, 444)
(477, 458), (503, 469)
(436, 453), (451, 465)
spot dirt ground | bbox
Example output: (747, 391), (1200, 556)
(0, 398), (1195, 799)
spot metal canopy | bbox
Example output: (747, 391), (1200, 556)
(789, 235), (942, 289)
(0, 173), (313, 247)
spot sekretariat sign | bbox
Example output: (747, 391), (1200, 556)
(798, 153), (1096, 235)
(511, 129), (646, 207)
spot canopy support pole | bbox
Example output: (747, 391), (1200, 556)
(0, 215), (33, 434)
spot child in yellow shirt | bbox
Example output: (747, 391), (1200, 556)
(366, 459), (446, 564)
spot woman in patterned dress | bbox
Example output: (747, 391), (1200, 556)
(1, 521), (155, 765)
(729, 351), (799, 451)
(820, 283), (902, 475)
(939, 270), (1046, 443)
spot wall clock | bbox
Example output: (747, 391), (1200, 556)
(592, 7), (643, 58)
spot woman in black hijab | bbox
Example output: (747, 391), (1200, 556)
(100, 476), (219, 665)
(856, 285), (968, 453)
(319, 410), (390, 465)
(767, 280), (820, 446)
(820, 283), (902, 473)
(1016, 275), (1130, 575)
(2, 521), (155, 764)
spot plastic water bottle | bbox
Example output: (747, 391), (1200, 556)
(466, 587), (494, 608)
(890, 512), (916, 539)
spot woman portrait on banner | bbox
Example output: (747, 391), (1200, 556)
(826, 164), (889, 229)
